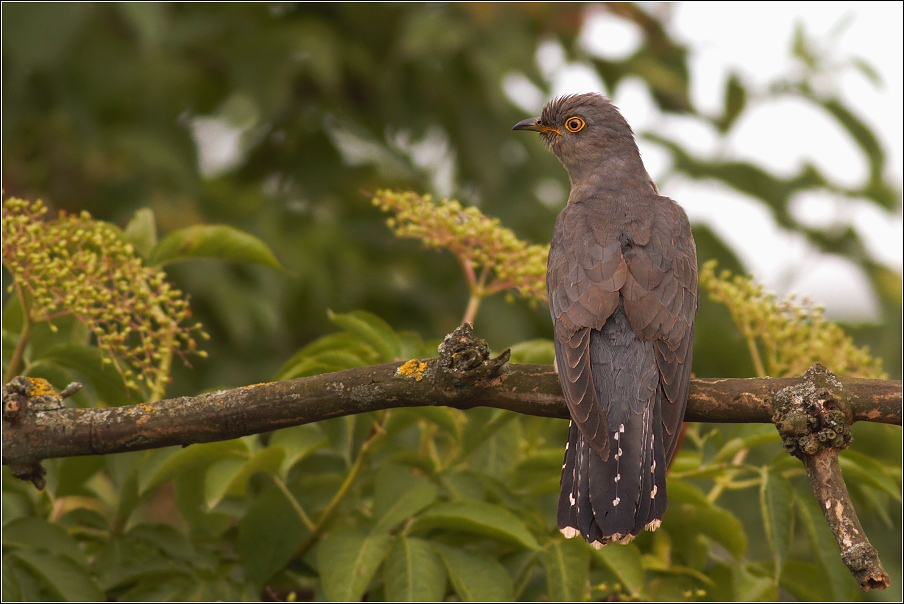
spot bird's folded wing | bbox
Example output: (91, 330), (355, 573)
(620, 201), (697, 458)
(548, 225), (626, 458)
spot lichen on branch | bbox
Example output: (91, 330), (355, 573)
(2, 197), (208, 394)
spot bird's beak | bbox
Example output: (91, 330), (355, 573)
(512, 117), (560, 135)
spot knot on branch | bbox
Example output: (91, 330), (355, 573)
(772, 364), (890, 591)
(3, 376), (81, 422)
(2, 377), (81, 489)
(436, 323), (511, 389)
(773, 363), (852, 458)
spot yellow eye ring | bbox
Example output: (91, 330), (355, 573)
(564, 116), (585, 133)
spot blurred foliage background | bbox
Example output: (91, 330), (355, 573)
(2, 3), (900, 602)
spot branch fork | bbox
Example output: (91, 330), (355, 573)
(773, 363), (891, 591)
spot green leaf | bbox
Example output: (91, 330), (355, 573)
(123, 208), (158, 258)
(398, 330), (429, 359)
(125, 524), (196, 562)
(173, 467), (232, 538)
(759, 467), (794, 582)
(203, 458), (245, 509)
(116, 576), (194, 602)
(440, 472), (484, 501)
(278, 349), (373, 380)
(2, 557), (22, 601)
(138, 440), (247, 496)
(277, 332), (382, 377)
(541, 539), (589, 601)
(411, 500), (540, 550)
(795, 496), (852, 600)
(732, 563), (776, 601)
(666, 479), (748, 559)
(277, 357), (354, 380)
(327, 309), (401, 362)
(26, 314), (89, 359)
(504, 551), (539, 600)
(778, 560), (836, 601)
(839, 449), (902, 501)
(2, 517), (87, 567)
(457, 408), (518, 464)
(709, 430), (779, 465)
(718, 72), (746, 132)
(237, 486), (308, 586)
(113, 467), (142, 530)
(269, 423), (328, 477)
(93, 535), (194, 592)
(204, 445), (284, 509)
(383, 537), (447, 602)
(149, 224), (282, 268)
(318, 528), (392, 601)
(373, 464), (438, 533)
(7, 550), (103, 602)
(54, 456), (105, 497)
(432, 543), (513, 602)
(468, 417), (521, 478)
(594, 541), (645, 597)
(507, 339), (555, 365)
(405, 406), (461, 439)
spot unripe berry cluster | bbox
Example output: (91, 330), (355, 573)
(699, 260), (884, 379)
(372, 190), (548, 304)
(2, 198), (209, 395)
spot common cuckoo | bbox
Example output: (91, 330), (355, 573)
(514, 93), (697, 546)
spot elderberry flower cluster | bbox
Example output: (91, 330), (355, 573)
(372, 190), (548, 304)
(699, 260), (885, 379)
(2, 198), (209, 394)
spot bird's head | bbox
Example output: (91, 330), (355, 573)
(513, 93), (644, 187)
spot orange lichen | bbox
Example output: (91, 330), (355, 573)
(27, 377), (56, 397)
(397, 359), (428, 381)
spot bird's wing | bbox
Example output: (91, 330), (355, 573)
(548, 209), (627, 458)
(620, 200), (697, 459)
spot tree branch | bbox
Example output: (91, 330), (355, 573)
(2, 326), (901, 591)
(3, 329), (900, 476)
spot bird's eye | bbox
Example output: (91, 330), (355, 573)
(565, 117), (585, 133)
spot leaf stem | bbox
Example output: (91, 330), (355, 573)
(148, 306), (175, 402)
(293, 419), (388, 558)
(461, 264), (493, 326)
(743, 323), (767, 377)
(462, 291), (483, 326)
(271, 474), (315, 531)
(4, 284), (33, 383)
(707, 448), (750, 503)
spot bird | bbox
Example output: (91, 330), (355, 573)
(513, 93), (697, 547)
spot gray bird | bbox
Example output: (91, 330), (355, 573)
(514, 93), (697, 547)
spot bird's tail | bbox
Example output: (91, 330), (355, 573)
(557, 408), (668, 547)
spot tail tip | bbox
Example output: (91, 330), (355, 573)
(560, 526), (580, 539)
(644, 519), (662, 532)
